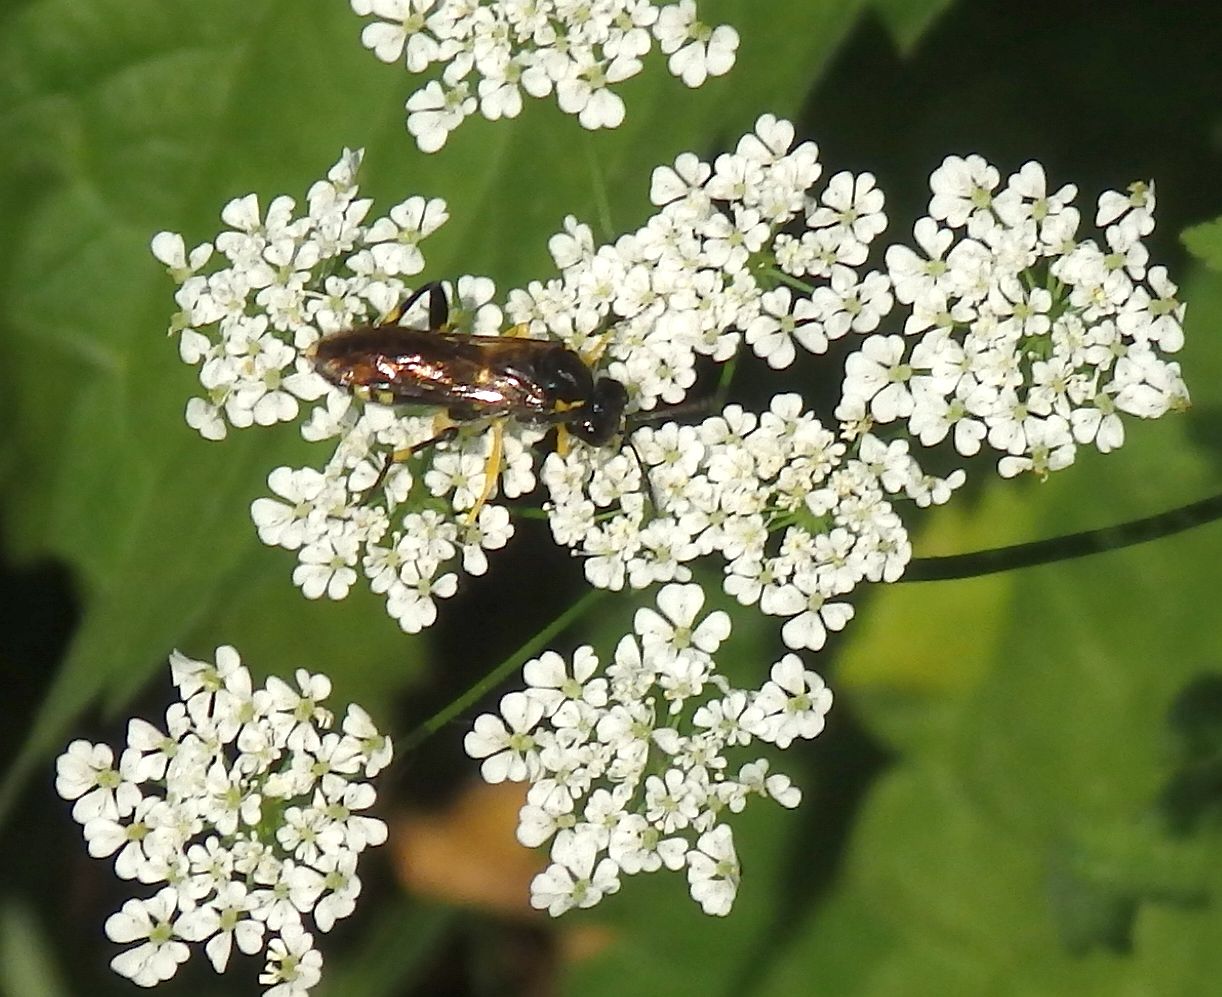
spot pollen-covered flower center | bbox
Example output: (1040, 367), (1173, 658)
(508, 731), (536, 754)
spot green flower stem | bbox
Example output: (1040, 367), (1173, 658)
(584, 132), (615, 241)
(761, 265), (817, 297)
(904, 492), (1222, 582)
(713, 353), (739, 408)
(406, 489), (1221, 750)
(400, 587), (606, 752)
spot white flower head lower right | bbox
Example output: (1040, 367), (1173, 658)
(465, 582), (827, 917)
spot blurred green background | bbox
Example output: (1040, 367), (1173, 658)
(2, 0), (1222, 994)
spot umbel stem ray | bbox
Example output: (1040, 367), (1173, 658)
(904, 492), (1222, 582)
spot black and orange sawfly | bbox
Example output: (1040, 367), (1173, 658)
(307, 282), (630, 518)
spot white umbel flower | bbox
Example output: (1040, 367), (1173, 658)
(57, 647), (391, 993)
(350, 0), (740, 149)
(466, 583), (834, 918)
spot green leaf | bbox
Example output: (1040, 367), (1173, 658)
(1182, 217), (1222, 272)
(0, 896), (71, 997)
(870, 0), (958, 54)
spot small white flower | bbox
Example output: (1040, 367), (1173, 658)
(317, 773), (389, 852)
(105, 888), (191, 986)
(406, 79), (477, 152)
(809, 171), (887, 247)
(249, 857), (326, 932)
(260, 922), (323, 997)
(385, 562), (457, 633)
(293, 533), (360, 600)
(743, 655), (833, 748)
(929, 154), (1000, 235)
(530, 830), (621, 916)
(313, 850), (363, 932)
(57, 740), (140, 824)
(465, 691), (546, 783)
(609, 813), (688, 874)
(341, 704), (394, 776)
(260, 668), (334, 752)
(524, 646), (608, 715)
(655, 2), (739, 87)
(840, 334), (916, 423)
(151, 230), (212, 282)
(736, 759), (802, 808)
(177, 881), (266, 972)
(556, 50), (638, 130)
(643, 767), (703, 833)
(686, 824), (740, 916)
(634, 583), (731, 663)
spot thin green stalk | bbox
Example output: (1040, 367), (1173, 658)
(584, 134), (615, 241)
(904, 492), (1222, 581)
(713, 354), (738, 408)
(762, 266), (817, 297)
(400, 587), (606, 751)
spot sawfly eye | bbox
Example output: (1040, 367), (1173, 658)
(570, 377), (628, 446)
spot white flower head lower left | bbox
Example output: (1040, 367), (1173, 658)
(55, 646), (392, 995)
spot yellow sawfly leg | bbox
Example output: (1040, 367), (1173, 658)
(378, 300), (407, 326)
(378, 286), (451, 330)
(551, 399), (584, 458)
(462, 323), (553, 519)
(580, 331), (614, 368)
(367, 412), (458, 499)
(468, 419), (505, 525)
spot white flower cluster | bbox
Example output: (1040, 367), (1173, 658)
(545, 395), (936, 653)
(55, 647), (392, 995)
(852, 157), (1189, 478)
(508, 115), (952, 641)
(350, 0), (740, 151)
(154, 118), (1191, 639)
(155, 151), (528, 633)
(157, 117), (898, 641)
(153, 148), (420, 442)
(465, 583), (832, 916)
(507, 113), (887, 412)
